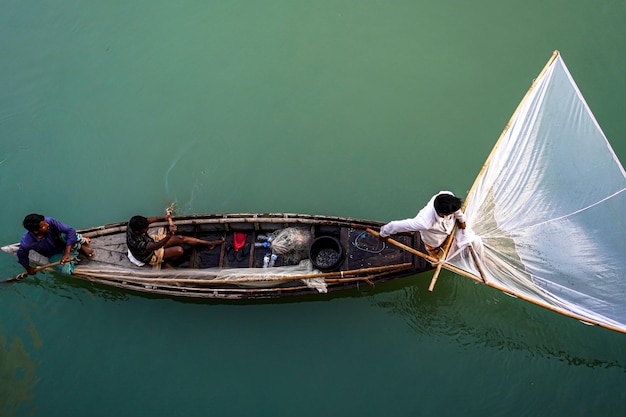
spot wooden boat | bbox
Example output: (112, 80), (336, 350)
(2, 213), (432, 299)
(7, 51), (624, 334)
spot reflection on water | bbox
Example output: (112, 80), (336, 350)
(0, 276), (128, 416)
(372, 272), (626, 372)
(1, 323), (39, 417)
(12, 272), (131, 303)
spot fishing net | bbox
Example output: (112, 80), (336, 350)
(446, 53), (626, 333)
(215, 260), (326, 292)
(73, 260), (328, 293)
(267, 227), (313, 264)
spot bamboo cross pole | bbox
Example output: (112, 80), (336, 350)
(365, 228), (483, 284)
(428, 225), (457, 291)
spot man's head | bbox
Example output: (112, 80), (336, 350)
(129, 216), (150, 233)
(434, 194), (462, 216)
(23, 213), (47, 235)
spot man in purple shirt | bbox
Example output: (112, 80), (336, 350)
(17, 214), (94, 276)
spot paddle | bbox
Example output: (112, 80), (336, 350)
(2, 261), (64, 284)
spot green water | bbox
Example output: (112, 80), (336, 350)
(1, 1), (625, 416)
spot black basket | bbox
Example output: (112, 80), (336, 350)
(309, 236), (344, 272)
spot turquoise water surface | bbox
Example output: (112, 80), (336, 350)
(1, 1), (625, 416)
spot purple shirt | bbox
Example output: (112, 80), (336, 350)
(17, 217), (77, 268)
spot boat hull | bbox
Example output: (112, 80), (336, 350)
(2, 213), (432, 299)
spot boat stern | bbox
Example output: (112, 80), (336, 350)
(1, 243), (19, 256)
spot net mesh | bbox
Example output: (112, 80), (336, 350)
(268, 227), (313, 264)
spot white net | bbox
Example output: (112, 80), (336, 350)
(268, 227), (313, 264)
(215, 260), (326, 292)
(446, 53), (626, 332)
(73, 260), (328, 293)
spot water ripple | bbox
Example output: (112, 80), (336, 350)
(372, 272), (626, 372)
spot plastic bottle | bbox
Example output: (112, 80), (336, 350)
(263, 253), (271, 268)
(268, 254), (278, 267)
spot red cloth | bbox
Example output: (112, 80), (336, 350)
(233, 232), (247, 252)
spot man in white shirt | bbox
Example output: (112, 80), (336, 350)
(379, 191), (466, 260)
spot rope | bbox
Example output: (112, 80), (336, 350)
(352, 231), (386, 254)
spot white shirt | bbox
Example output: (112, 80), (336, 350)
(379, 191), (466, 248)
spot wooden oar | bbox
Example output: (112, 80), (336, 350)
(1, 261), (63, 284)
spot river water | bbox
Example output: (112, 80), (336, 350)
(1, 1), (625, 416)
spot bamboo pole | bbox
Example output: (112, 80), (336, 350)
(74, 263), (414, 285)
(464, 51), (560, 206)
(1, 261), (63, 283)
(473, 278), (626, 335)
(365, 228), (483, 284)
(82, 267), (412, 296)
(81, 216), (380, 239)
(82, 272), (389, 288)
(428, 51), (561, 291)
(365, 228), (437, 263)
(81, 213), (382, 231)
(468, 245), (487, 284)
(2, 257), (80, 283)
(82, 275), (315, 295)
(428, 226), (457, 291)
